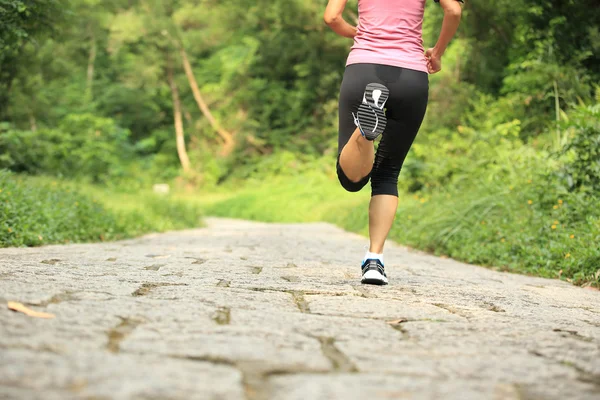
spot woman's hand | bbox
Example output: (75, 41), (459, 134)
(428, 0), (462, 74)
(425, 48), (442, 74)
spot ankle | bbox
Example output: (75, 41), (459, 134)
(368, 246), (384, 254)
(364, 251), (384, 264)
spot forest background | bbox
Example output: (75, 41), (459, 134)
(1, 0), (599, 286)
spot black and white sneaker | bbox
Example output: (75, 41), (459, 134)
(353, 83), (389, 141)
(361, 258), (388, 285)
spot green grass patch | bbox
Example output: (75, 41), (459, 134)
(0, 170), (203, 247)
(200, 173), (368, 223)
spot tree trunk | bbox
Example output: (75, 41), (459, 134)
(554, 79), (561, 150)
(29, 114), (37, 132)
(179, 45), (235, 155)
(167, 56), (192, 172)
(86, 29), (97, 101)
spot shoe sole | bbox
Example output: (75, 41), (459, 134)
(361, 269), (389, 286)
(357, 83), (389, 141)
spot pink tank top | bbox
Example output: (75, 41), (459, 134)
(347, 0), (428, 73)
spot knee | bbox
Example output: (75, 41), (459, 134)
(340, 178), (368, 193)
(337, 159), (370, 192)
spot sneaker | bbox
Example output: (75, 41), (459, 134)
(361, 258), (388, 285)
(353, 83), (389, 141)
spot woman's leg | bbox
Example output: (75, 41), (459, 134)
(335, 64), (428, 284)
(368, 195), (398, 253)
(336, 65), (377, 192)
(367, 67), (429, 264)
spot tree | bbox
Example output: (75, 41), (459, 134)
(0, 0), (62, 119)
(167, 52), (191, 172)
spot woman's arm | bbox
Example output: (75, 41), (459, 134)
(324, 0), (357, 39)
(426, 0), (463, 74)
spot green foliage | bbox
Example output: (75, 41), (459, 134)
(405, 91), (533, 193)
(2, 0), (599, 177)
(227, 150), (333, 182)
(0, 114), (133, 182)
(0, 169), (117, 246)
(0, 0), (62, 118)
(80, 183), (204, 236)
(557, 104), (600, 193)
(395, 188), (599, 287)
(0, 170), (203, 247)
(206, 172), (360, 223)
(460, 1), (600, 95)
(0, 0), (60, 46)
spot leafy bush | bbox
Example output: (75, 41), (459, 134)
(0, 114), (133, 182)
(404, 91), (534, 193)
(391, 178), (599, 287)
(227, 150), (333, 182)
(0, 170), (203, 247)
(557, 104), (600, 193)
(0, 169), (119, 246)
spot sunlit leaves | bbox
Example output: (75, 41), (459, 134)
(108, 10), (147, 53)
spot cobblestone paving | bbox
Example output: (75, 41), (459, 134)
(1, 218), (599, 400)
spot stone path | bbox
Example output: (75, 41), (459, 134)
(0, 218), (599, 400)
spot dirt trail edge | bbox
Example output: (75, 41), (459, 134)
(1, 218), (598, 400)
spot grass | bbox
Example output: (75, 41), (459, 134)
(0, 170), (203, 247)
(193, 171), (600, 287)
(195, 173), (368, 223)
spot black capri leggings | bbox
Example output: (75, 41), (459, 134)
(337, 63), (429, 197)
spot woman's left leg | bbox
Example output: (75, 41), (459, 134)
(368, 195), (398, 254)
(362, 67), (429, 284)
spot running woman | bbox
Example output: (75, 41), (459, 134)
(324, 0), (463, 285)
